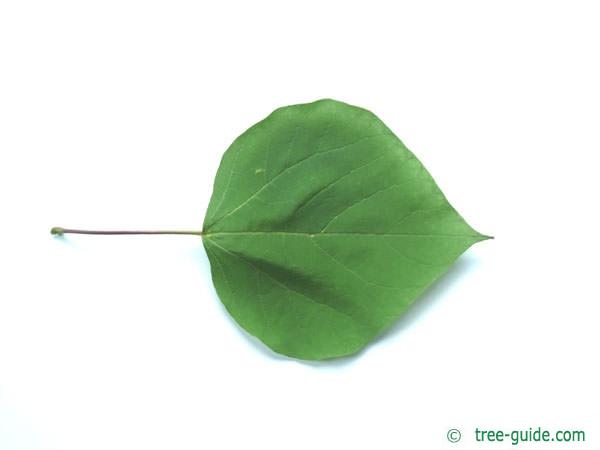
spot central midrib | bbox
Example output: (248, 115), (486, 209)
(203, 231), (488, 239)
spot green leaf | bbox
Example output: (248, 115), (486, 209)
(202, 99), (489, 360)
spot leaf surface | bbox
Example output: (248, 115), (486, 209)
(203, 99), (488, 360)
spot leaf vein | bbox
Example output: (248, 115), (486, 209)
(206, 132), (391, 229)
(319, 154), (417, 232)
(292, 151), (392, 218)
(206, 238), (364, 326)
(309, 238), (402, 289)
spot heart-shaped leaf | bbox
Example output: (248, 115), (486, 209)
(202, 99), (489, 360)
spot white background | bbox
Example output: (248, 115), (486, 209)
(1, 1), (599, 449)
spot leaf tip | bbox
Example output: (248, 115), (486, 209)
(51, 227), (65, 236)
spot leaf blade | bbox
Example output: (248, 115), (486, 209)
(203, 99), (487, 360)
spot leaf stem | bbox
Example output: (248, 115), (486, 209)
(50, 227), (203, 237)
